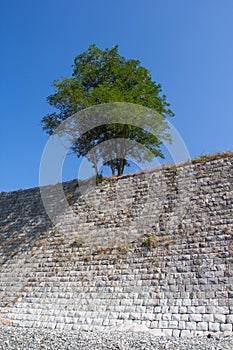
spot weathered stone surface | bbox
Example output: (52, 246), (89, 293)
(0, 154), (232, 336)
(0, 318), (13, 326)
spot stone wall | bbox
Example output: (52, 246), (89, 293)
(0, 153), (232, 337)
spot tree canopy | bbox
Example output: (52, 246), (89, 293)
(41, 44), (174, 177)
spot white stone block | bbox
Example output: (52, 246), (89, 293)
(180, 330), (192, 337)
(169, 320), (178, 329)
(172, 329), (181, 337)
(158, 320), (168, 328)
(208, 322), (220, 332)
(172, 314), (181, 321)
(189, 314), (202, 322)
(202, 314), (214, 322)
(162, 313), (171, 321)
(215, 306), (229, 314)
(220, 324), (232, 332)
(150, 328), (163, 336)
(162, 329), (173, 337)
(185, 321), (196, 330)
(196, 321), (208, 331)
(214, 314), (226, 323)
(178, 321), (186, 330)
(226, 314), (233, 323)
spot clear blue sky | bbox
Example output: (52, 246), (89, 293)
(1, 0), (232, 192)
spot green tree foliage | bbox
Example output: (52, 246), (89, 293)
(41, 44), (174, 176)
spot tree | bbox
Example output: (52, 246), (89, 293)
(41, 44), (174, 177)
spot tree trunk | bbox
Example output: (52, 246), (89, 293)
(110, 160), (115, 177)
(117, 158), (126, 176)
(117, 138), (127, 176)
(90, 149), (99, 181)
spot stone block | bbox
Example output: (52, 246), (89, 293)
(169, 306), (179, 314)
(145, 313), (155, 321)
(215, 306), (229, 314)
(189, 314), (202, 322)
(150, 328), (162, 336)
(196, 322), (208, 331)
(185, 322), (196, 330)
(169, 320), (178, 329)
(162, 329), (173, 337)
(172, 314), (181, 321)
(196, 306), (206, 314)
(214, 314), (226, 323)
(202, 314), (214, 322)
(150, 321), (159, 328)
(205, 306), (215, 314)
(179, 306), (187, 313)
(172, 329), (181, 337)
(208, 322), (220, 332)
(162, 313), (171, 321)
(154, 306), (161, 313)
(178, 321), (186, 330)
(220, 324), (232, 332)
(180, 314), (189, 321)
(226, 314), (233, 323)
(158, 320), (168, 328)
(56, 323), (64, 330)
(153, 313), (162, 321)
(129, 312), (141, 320)
(180, 330), (192, 337)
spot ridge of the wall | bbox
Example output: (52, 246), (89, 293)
(0, 153), (232, 337)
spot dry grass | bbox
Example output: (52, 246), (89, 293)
(100, 151), (233, 184)
(74, 235), (85, 247)
(94, 245), (130, 256)
(141, 235), (170, 249)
